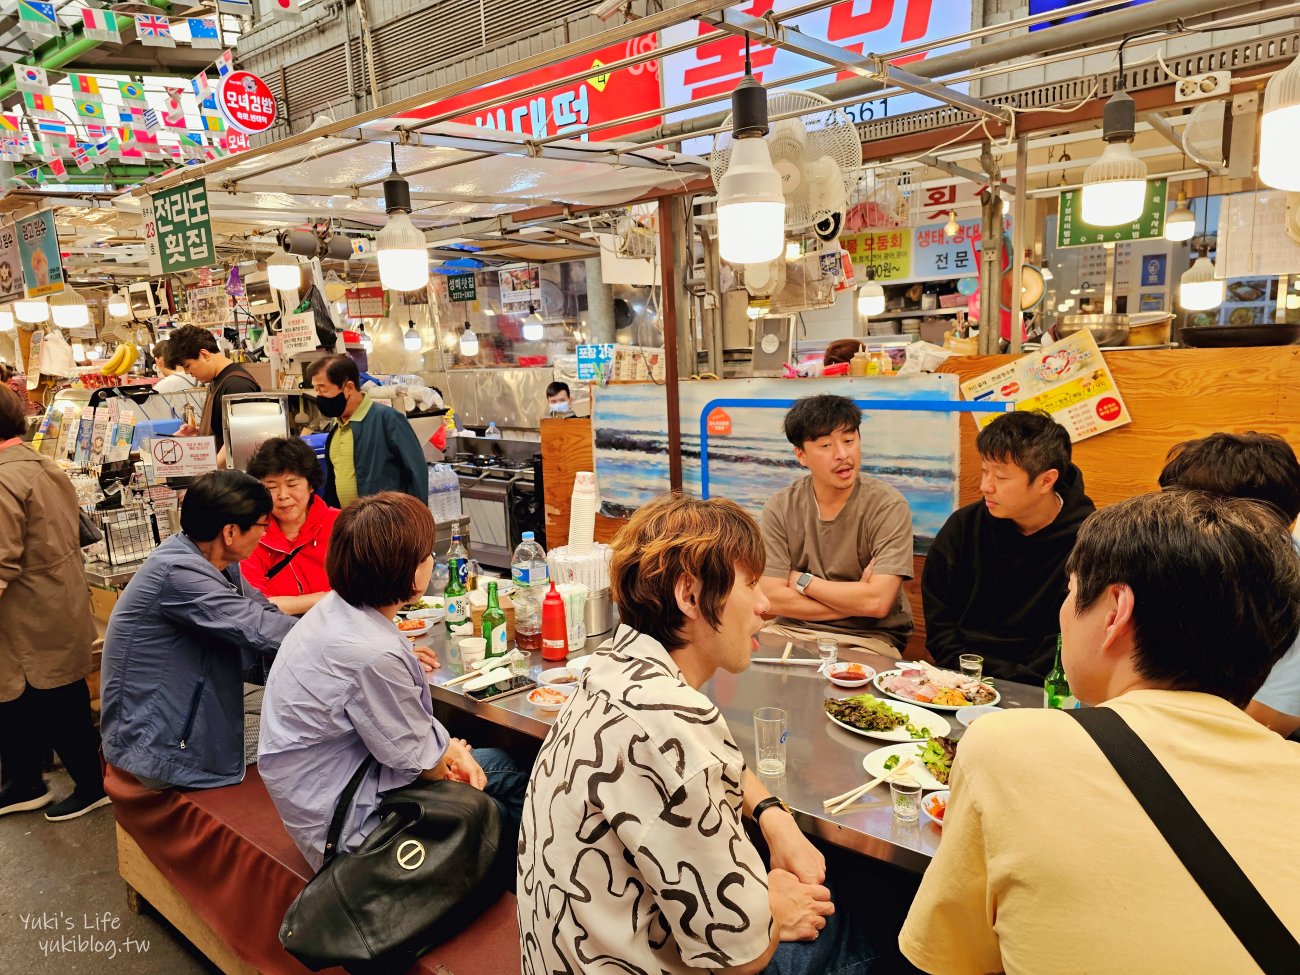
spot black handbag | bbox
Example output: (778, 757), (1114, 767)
(1069, 707), (1300, 973)
(279, 755), (506, 974)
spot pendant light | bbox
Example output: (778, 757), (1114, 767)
(107, 289), (129, 318)
(0, 307), (13, 332)
(522, 304), (544, 341)
(857, 231), (885, 316)
(14, 296), (48, 323)
(458, 321), (479, 357)
(1179, 171), (1223, 311)
(1164, 192), (1196, 242)
(943, 211), (960, 237)
(266, 248), (301, 292)
(376, 144), (429, 291)
(1081, 87), (1148, 226)
(717, 34), (785, 265)
(404, 319), (422, 351)
(1260, 51), (1300, 190)
(50, 286), (89, 328)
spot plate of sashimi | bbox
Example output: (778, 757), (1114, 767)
(873, 662), (1000, 710)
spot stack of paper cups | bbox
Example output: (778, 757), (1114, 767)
(569, 471), (599, 554)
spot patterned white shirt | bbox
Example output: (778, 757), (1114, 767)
(518, 626), (773, 974)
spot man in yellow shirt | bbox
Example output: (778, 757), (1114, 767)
(900, 490), (1300, 974)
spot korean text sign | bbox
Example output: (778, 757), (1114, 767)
(0, 222), (25, 303)
(1057, 178), (1167, 247)
(142, 177), (215, 275)
(16, 210), (63, 298)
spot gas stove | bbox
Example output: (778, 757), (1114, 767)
(450, 455), (535, 481)
(449, 453), (543, 564)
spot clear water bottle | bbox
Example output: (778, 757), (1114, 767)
(442, 466), (462, 523)
(512, 531), (548, 652)
(485, 422), (502, 439)
(426, 465), (440, 520)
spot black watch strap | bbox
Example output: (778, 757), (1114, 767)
(753, 795), (791, 824)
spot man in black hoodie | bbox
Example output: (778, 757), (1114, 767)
(922, 410), (1095, 682)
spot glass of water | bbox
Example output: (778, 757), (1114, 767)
(753, 707), (788, 776)
(959, 654), (984, 681)
(890, 776), (922, 823)
(816, 638), (838, 672)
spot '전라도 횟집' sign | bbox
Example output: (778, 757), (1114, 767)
(142, 177), (215, 275)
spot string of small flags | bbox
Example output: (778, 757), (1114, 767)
(15, 1), (301, 46)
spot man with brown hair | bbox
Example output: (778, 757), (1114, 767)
(518, 494), (874, 975)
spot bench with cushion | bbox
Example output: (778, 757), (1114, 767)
(105, 763), (521, 975)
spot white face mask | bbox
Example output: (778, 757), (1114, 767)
(550, 400), (571, 414)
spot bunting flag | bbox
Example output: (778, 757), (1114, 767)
(217, 0), (254, 13)
(216, 49), (235, 78)
(118, 105), (145, 125)
(191, 72), (212, 102)
(163, 101), (187, 130)
(74, 98), (106, 121)
(187, 16), (221, 48)
(118, 80), (147, 106)
(142, 108), (161, 132)
(15, 64), (49, 92)
(18, 1), (59, 39)
(0, 140), (25, 162)
(47, 157), (68, 182)
(71, 145), (93, 172)
(83, 123), (109, 141)
(22, 90), (58, 119)
(68, 74), (100, 98)
(91, 134), (120, 160)
(198, 114), (226, 133)
(0, 115), (19, 132)
(135, 14), (175, 48)
(25, 167), (47, 185)
(136, 130), (162, 156)
(35, 121), (75, 149)
(268, 0), (303, 21)
(200, 91), (218, 113)
(81, 8), (122, 43)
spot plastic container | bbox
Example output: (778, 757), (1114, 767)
(426, 464), (462, 525)
(484, 422), (502, 439)
(512, 531), (549, 652)
(541, 580), (569, 661)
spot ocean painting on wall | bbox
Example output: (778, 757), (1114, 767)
(592, 375), (962, 554)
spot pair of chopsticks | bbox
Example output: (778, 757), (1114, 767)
(753, 642), (821, 666)
(823, 759), (915, 815)
(444, 668), (485, 687)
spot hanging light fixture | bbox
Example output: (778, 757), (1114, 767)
(1260, 51), (1300, 190)
(0, 307), (13, 332)
(1081, 87), (1147, 226)
(376, 144), (429, 291)
(784, 241), (802, 261)
(107, 290), (130, 318)
(943, 211), (960, 237)
(404, 320), (422, 351)
(1179, 171), (1223, 311)
(857, 231), (884, 317)
(717, 33), (785, 265)
(266, 248), (301, 292)
(459, 321), (479, 357)
(1164, 192), (1196, 242)
(14, 296), (48, 323)
(50, 287), (89, 328)
(522, 304), (545, 341)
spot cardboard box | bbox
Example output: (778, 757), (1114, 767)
(89, 585), (120, 624)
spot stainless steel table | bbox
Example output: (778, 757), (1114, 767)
(418, 628), (1043, 874)
(84, 558), (147, 589)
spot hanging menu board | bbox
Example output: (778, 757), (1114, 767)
(1057, 178), (1167, 248)
(447, 273), (476, 302)
(17, 210), (64, 297)
(142, 178), (216, 275)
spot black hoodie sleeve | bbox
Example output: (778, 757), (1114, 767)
(921, 515), (970, 667)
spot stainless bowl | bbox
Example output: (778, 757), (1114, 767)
(1052, 313), (1129, 347)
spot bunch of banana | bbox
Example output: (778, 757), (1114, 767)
(100, 342), (138, 376)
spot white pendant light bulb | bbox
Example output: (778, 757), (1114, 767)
(1164, 193), (1196, 242)
(1260, 52), (1300, 191)
(857, 279), (885, 317)
(785, 241), (802, 261)
(377, 146), (430, 292)
(1081, 91), (1147, 227)
(107, 291), (129, 319)
(717, 44), (785, 266)
(459, 321), (478, 357)
(943, 211), (960, 237)
(15, 297), (48, 323)
(404, 322), (422, 351)
(0, 307), (13, 332)
(266, 249), (301, 292)
(522, 304), (544, 341)
(50, 286), (89, 329)
(1179, 249), (1224, 311)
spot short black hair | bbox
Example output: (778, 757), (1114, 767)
(0, 383), (25, 440)
(306, 353), (360, 390)
(1158, 432), (1300, 524)
(783, 395), (862, 448)
(180, 470), (273, 542)
(167, 325), (219, 365)
(546, 381), (570, 398)
(152, 340), (172, 369)
(976, 410), (1071, 482)
(246, 436), (323, 493)
(1067, 491), (1300, 707)
(328, 492), (437, 609)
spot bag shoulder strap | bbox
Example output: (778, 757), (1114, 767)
(1068, 707), (1300, 974)
(322, 755), (378, 866)
(265, 542), (308, 580)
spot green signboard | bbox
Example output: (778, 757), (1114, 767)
(142, 177), (216, 275)
(1057, 177), (1167, 248)
(448, 273), (477, 302)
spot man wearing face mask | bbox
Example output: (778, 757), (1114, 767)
(307, 354), (429, 508)
(546, 381), (576, 417)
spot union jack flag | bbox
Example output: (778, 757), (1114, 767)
(135, 14), (175, 47)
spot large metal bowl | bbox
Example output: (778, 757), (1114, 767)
(1052, 313), (1129, 347)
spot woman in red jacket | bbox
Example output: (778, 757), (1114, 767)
(243, 437), (340, 615)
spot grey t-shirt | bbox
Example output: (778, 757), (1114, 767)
(761, 474), (914, 649)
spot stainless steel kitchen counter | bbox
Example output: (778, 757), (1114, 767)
(418, 628), (1044, 874)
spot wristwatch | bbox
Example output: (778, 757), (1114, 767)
(794, 571), (814, 595)
(753, 795), (792, 824)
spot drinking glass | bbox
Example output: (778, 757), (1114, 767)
(816, 638), (838, 672)
(890, 777), (922, 823)
(753, 707), (788, 776)
(506, 649), (532, 678)
(959, 654), (984, 681)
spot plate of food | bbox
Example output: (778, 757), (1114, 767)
(861, 737), (958, 791)
(527, 685), (574, 711)
(539, 666), (582, 687)
(922, 790), (949, 828)
(825, 662), (876, 688)
(874, 663), (1000, 710)
(399, 598), (444, 617)
(396, 618), (432, 638)
(823, 694), (950, 742)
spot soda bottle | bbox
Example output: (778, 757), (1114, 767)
(1044, 635), (1079, 709)
(481, 581), (509, 662)
(541, 580), (569, 662)
(444, 549), (469, 635)
(512, 531), (548, 652)
(448, 527), (470, 590)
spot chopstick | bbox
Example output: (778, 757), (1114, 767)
(780, 641), (794, 661)
(825, 759), (915, 814)
(751, 657), (821, 666)
(443, 669), (485, 687)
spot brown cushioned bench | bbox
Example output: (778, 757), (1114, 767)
(106, 763), (521, 975)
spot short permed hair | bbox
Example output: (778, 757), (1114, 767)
(328, 492), (437, 609)
(823, 339), (863, 366)
(306, 353), (360, 390)
(180, 470), (272, 542)
(167, 325), (219, 366)
(246, 436), (323, 494)
(976, 410), (1071, 482)
(783, 395), (862, 448)
(1066, 491), (1300, 707)
(1158, 432), (1300, 524)
(610, 493), (765, 652)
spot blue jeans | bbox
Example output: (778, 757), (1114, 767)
(763, 884), (876, 975)
(471, 747), (527, 850)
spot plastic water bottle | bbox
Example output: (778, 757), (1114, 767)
(512, 531), (548, 652)
(485, 422), (502, 439)
(427, 464), (440, 520)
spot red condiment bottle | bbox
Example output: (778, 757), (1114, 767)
(541, 580), (569, 661)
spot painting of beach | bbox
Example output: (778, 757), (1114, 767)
(592, 376), (961, 554)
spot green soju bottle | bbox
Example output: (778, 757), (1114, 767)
(444, 554), (469, 635)
(482, 581), (509, 662)
(1044, 635), (1079, 709)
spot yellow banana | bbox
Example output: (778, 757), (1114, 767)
(101, 344), (127, 376)
(119, 342), (138, 374)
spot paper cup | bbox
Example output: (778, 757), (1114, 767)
(459, 637), (487, 670)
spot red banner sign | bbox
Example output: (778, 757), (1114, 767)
(219, 71), (278, 134)
(394, 34), (662, 142)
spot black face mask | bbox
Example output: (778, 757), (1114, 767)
(317, 392), (347, 418)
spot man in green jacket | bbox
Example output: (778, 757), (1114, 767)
(307, 355), (428, 508)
